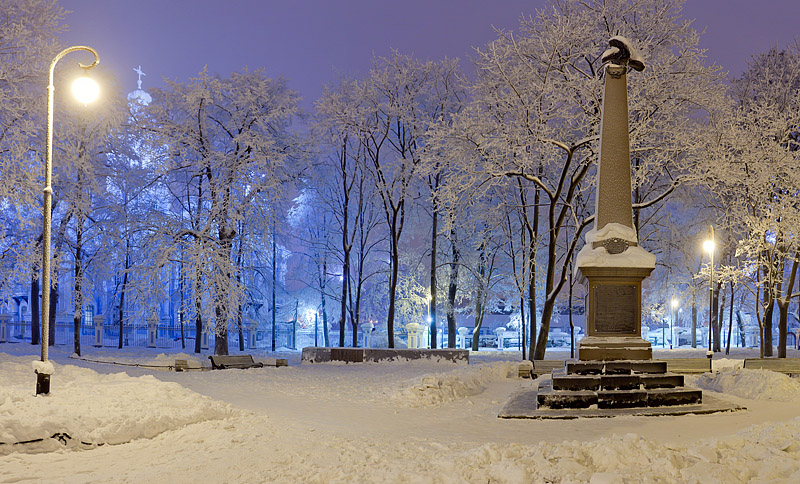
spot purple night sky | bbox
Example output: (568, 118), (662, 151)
(58, 0), (798, 109)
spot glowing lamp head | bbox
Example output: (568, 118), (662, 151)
(703, 239), (715, 254)
(72, 75), (99, 104)
(671, 298), (679, 309)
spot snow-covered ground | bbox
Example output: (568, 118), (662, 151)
(2, 344), (800, 483)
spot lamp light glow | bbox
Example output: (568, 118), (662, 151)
(72, 76), (99, 104)
(703, 239), (715, 254)
(671, 298), (679, 309)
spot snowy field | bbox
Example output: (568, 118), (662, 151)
(2, 344), (800, 483)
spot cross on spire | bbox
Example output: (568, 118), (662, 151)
(133, 65), (146, 90)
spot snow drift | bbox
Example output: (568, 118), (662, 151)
(0, 355), (240, 453)
(391, 361), (517, 407)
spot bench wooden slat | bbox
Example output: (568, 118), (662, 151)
(658, 358), (712, 374)
(743, 358), (800, 374)
(531, 360), (566, 376)
(208, 355), (264, 370)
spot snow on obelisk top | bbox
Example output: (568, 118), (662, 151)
(576, 36), (655, 270)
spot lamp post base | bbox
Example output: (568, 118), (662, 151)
(35, 371), (51, 395)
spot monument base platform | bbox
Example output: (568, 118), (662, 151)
(499, 359), (743, 419)
(577, 336), (652, 361)
(499, 390), (743, 419)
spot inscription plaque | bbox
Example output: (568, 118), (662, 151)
(594, 284), (637, 333)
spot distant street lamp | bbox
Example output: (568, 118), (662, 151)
(670, 298), (679, 349)
(703, 226), (715, 359)
(37, 46), (100, 395)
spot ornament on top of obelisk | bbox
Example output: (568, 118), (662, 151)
(575, 36), (655, 361)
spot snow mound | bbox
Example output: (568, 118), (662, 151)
(449, 417), (800, 483)
(391, 361), (516, 407)
(688, 367), (800, 402)
(143, 352), (204, 369)
(0, 357), (240, 454)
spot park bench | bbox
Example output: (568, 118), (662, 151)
(657, 358), (712, 374)
(743, 358), (800, 376)
(208, 354), (264, 370)
(174, 359), (189, 372)
(530, 360), (567, 378)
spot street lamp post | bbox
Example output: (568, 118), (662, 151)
(703, 226), (715, 359)
(37, 46), (100, 395)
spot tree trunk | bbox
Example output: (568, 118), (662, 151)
(713, 282), (723, 353)
(528, 184), (540, 361)
(691, 298), (697, 348)
(236, 229), (245, 352)
(471, 242), (487, 352)
(31, 273), (40, 346)
(429, 207), (438, 349)
(386, 230), (400, 349)
(763, 290), (775, 357)
(48, 277), (57, 346)
(777, 298), (789, 358)
(736, 311), (747, 348)
(725, 282), (734, 355)
(568, 260), (575, 359)
(118, 241), (129, 349)
(520, 295), (526, 360)
(194, 275), (203, 354)
(73, 213), (83, 357)
(178, 257), (185, 350)
(213, 227), (234, 356)
(272, 226), (278, 351)
(446, 227), (459, 348)
(341, 195), (352, 349)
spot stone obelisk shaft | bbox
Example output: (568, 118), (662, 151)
(594, 64), (634, 233)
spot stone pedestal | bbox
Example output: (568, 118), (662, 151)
(361, 322), (374, 348)
(147, 318), (157, 348)
(201, 326), (209, 349)
(93, 314), (105, 347)
(246, 324), (257, 349)
(457, 327), (469, 349)
(405, 323), (421, 349)
(577, 266), (653, 360)
(495, 326), (506, 349)
(0, 313), (9, 343)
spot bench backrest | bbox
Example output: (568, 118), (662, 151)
(743, 358), (800, 373)
(208, 354), (258, 369)
(531, 360), (566, 375)
(660, 358), (712, 374)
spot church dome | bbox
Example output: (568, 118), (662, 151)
(127, 65), (152, 107)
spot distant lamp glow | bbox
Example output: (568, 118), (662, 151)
(671, 299), (679, 309)
(703, 239), (715, 254)
(72, 75), (99, 104)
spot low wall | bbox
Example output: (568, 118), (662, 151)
(301, 347), (469, 364)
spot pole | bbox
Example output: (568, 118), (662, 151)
(271, 220), (276, 352)
(38, 46), (99, 395)
(707, 226), (714, 358)
(670, 303), (673, 349)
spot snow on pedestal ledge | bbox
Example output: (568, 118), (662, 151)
(576, 223), (656, 269)
(31, 360), (54, 376)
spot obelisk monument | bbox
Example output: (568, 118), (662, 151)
(575, 37), (655, 361)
